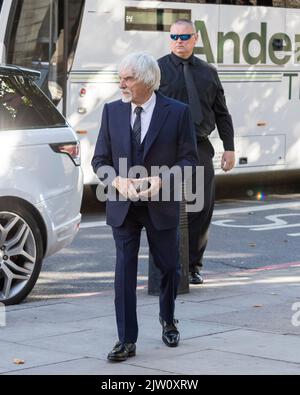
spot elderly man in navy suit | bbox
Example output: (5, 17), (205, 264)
(92, 52), (198, 362)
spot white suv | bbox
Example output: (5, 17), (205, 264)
(0, 65), (83, 305)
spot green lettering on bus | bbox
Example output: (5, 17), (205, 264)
(269, 33), (292, 65)
(218, 31), (240, 64)
(194, 20), (294, 66)
(242, 23), (267, 65)
(194, 20), (215, 63)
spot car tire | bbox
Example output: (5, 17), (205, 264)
(0, 200), (44, 305)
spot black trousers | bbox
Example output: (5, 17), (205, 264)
(188, 139), (215, 273)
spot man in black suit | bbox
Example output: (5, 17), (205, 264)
(92, 52), (198, 362)
(158, 19), (235, 285)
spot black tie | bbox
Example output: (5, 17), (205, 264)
(182, 60), (203, 125)
(132, 106), (143, 145)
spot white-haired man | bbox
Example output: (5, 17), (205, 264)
(92, 53), (198, 362)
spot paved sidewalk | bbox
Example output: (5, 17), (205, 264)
(1, 265), (300, 375)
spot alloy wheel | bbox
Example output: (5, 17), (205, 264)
(0, 211), (37, 302)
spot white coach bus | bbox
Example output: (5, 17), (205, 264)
(1, 0), (300, 184)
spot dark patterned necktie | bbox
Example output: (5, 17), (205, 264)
(182, 60), (203, 125)
(132, 106), (143, 145)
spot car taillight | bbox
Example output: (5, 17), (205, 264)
(50, 142), (81, 166)
(80, 88), (87, 97)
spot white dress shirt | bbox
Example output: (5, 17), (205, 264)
(131, 92), (157, 143)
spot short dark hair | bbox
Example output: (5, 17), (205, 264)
(172, 19), (196, 32)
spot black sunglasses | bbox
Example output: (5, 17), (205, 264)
(170, 34), (195, 41)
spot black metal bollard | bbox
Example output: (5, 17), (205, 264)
(148, 198), (190, 295)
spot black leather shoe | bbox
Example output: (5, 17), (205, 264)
(107, 341), (136, 362)
(189, 272), (204, 285)
(159, 317), (180, 347)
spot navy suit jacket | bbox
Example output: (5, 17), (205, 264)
(92, 92), (198, 230)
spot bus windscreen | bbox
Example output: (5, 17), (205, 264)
(125, 7), (191, 32)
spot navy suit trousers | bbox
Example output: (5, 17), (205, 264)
(112, 205), (180, 344)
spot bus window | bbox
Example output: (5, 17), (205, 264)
(220, 0), (300, 7)
(134, 0), (300, 7)
(130, 1), (217, 3)
(5, 0), (85, 106)
(285, 0), (300, 7)
(125, 7), (191, 31)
